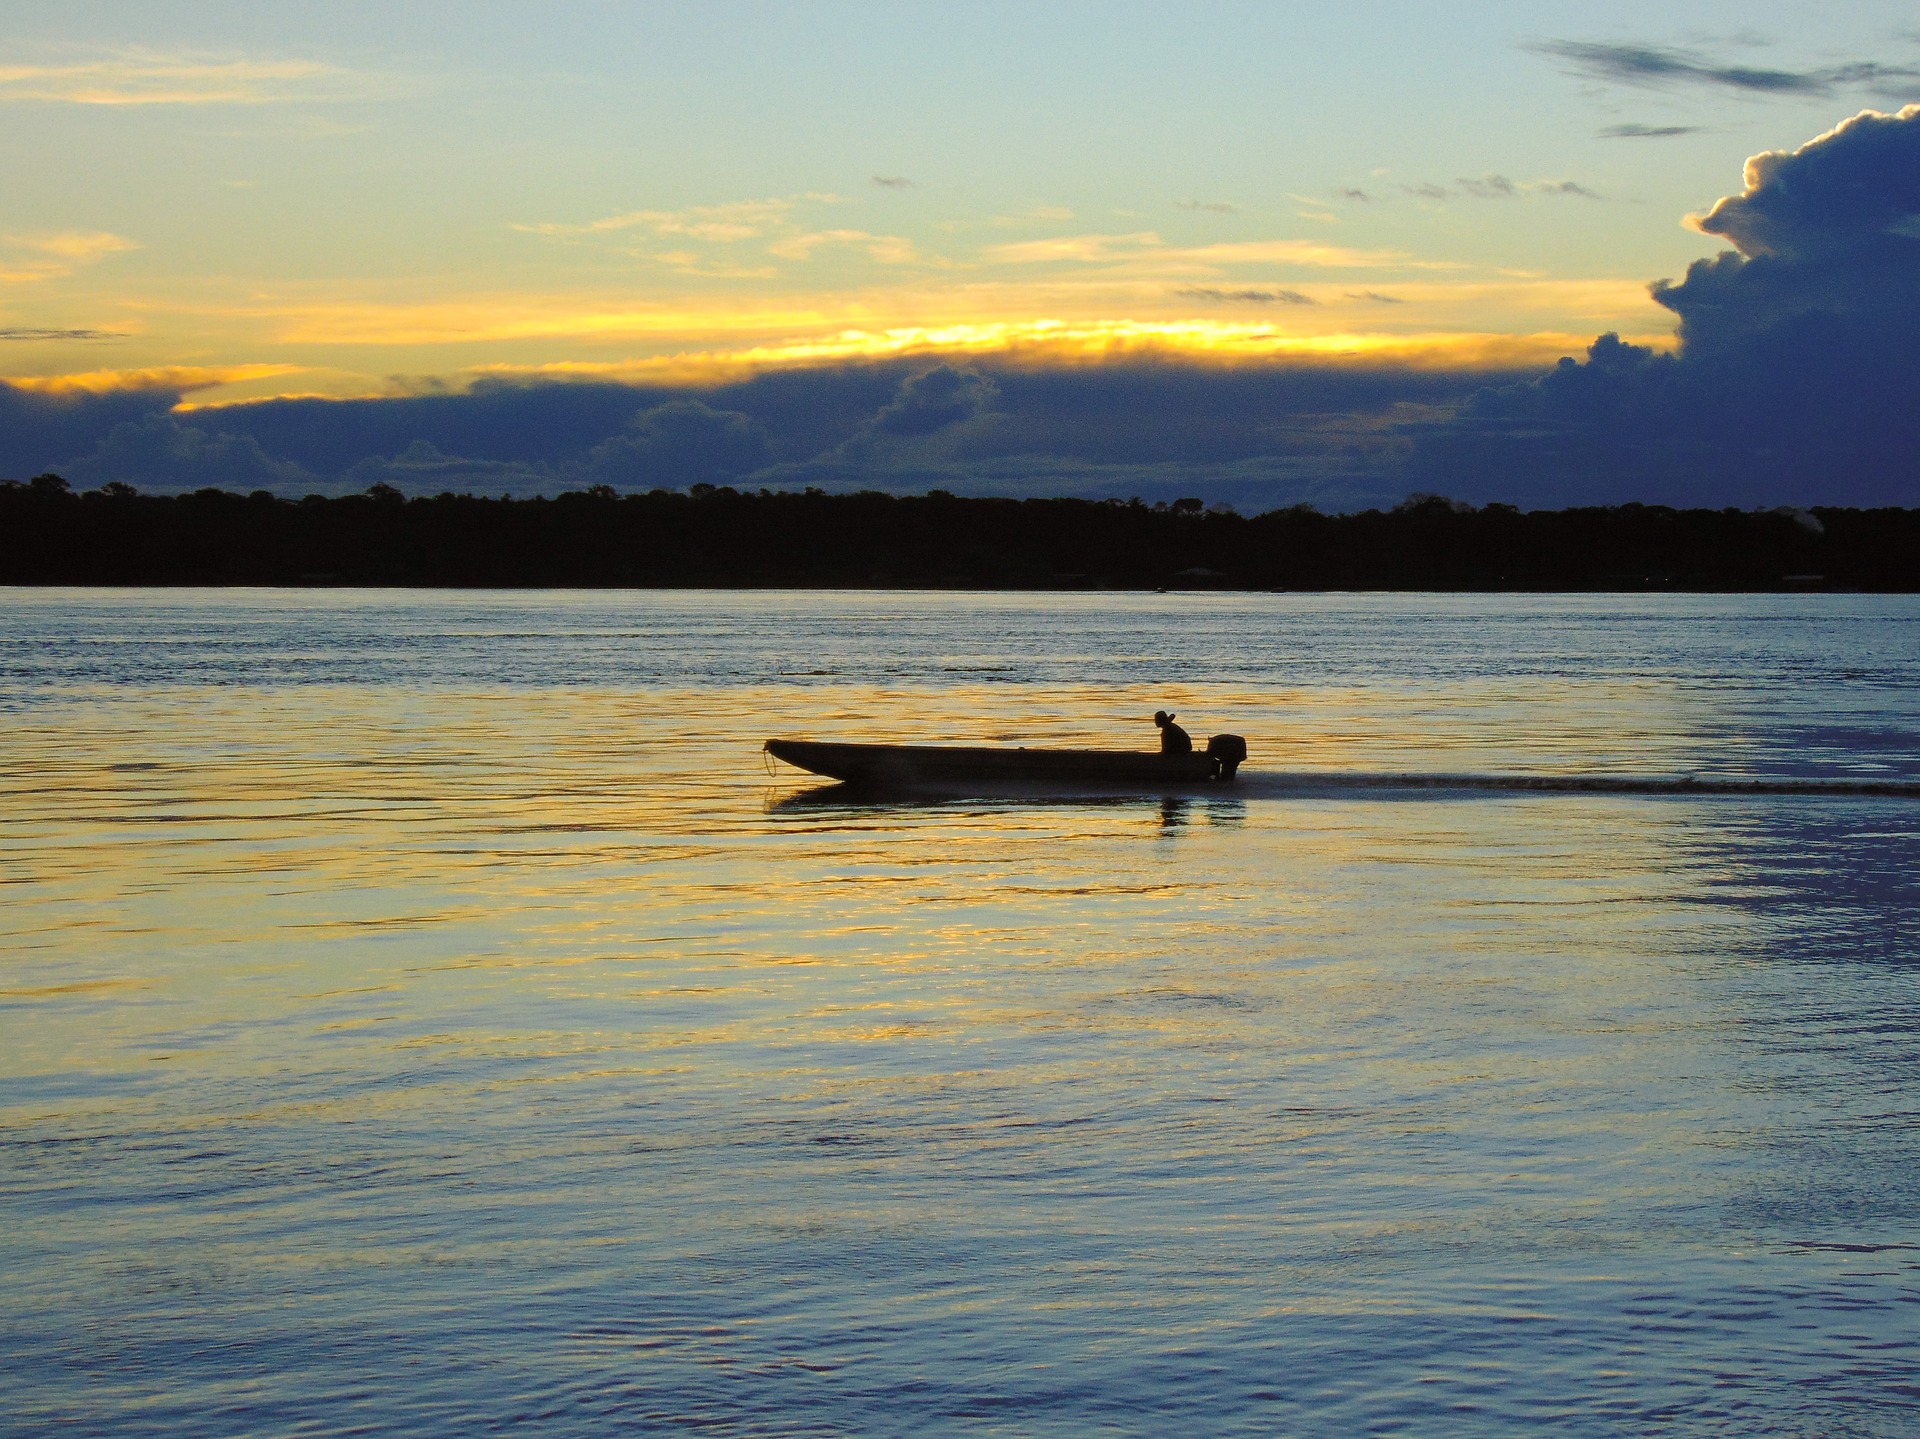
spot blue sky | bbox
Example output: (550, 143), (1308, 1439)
(4, 2), (1919, 507)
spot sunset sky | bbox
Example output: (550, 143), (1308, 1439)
(6, 1), (1920, 509)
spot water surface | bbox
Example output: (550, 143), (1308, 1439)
(4, 590), (1919, 1436)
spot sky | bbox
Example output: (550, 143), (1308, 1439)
(5, 0), (1920, 510)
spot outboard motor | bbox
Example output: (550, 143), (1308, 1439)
(1206, 733), (1247, 781)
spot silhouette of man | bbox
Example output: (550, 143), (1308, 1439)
(1153, 710), (1192, 755)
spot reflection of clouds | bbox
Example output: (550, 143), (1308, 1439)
(1683, 803), (1920, 961)
(1662, 799), (1920, 1260)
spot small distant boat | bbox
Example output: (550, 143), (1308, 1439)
(764, 736), (1245, 789)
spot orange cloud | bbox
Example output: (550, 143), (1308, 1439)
(0, 230), (141, 284)
(5, 363), (303, 396)
(9, 230), (142, 260)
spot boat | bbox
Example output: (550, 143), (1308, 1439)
(764, 736), (1245, 789)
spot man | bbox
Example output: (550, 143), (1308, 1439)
(1152, 710), (1192, 755)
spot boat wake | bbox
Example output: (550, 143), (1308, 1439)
(1235, 771), (1920, 799)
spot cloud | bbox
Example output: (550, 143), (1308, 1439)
(984, 231), (1164, 264)
(871, 175), (913, 188)
(1680, 105), (1920, 263)
(1187, 239), (1422, 268)
(0, 327), (125, 341)
(71, 411), (313, 491)
(1530, 39), (1920, 97)
(1599, 123), (1703, 139)
(0, 230), (141, 284)
(1457, 174), (1519, 199)
(514, 194), (924, 271)
(581, 399), (771, 487)
(19, 109), (1917, 512)
(1411, 105), (1920, 507)
(340, 440), (552, 497)
(1414, 176), (1605, 201)
(65, 97), (1920, 514)
(6, 356), (1516, 513)
(766, 229), (918, 264)
(0, 53), (340, 106)
(1533, 180), (1603, 198)
(863, 365), (998, 440)
(1176, 200), (1236, 213)
(763, 361), (1503, 512)
(517, 199), (795, 242)
(1176, 287), (1314, 304)
(981, 232), (1419, 271)
(0, 377), (181, 477)
(464, 322), (1604, 392)
(1338, 188), (1372, 202)
(8, 231), (142, 260)
(5, 364), (299, 395)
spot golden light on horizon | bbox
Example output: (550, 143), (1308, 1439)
(29, 318), (1676, 413)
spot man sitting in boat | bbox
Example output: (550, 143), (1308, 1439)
(1153, 710), (1193, 755)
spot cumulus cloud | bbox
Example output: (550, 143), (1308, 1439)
(0, 378), (179, 475)
(5, 358), (1515, 513)
(864, 365), (999, 440)
(1682, 106), (1920, 261)
(1411, 105), (1920, 507)
(581, 400), (771, 487)
(70, 412), (312, 492)
(1638, 103), (1920, 383)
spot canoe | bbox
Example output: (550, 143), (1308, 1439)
(764, 738), (1231, 788)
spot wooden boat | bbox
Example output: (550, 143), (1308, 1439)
(764, 737), (1242, 789)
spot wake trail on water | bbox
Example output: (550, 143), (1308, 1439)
(1236, 771), (1920, 799)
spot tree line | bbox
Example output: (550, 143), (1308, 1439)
(3, 474), (1916, 590)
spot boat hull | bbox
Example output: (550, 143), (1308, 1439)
(765, 738), (1225, 788)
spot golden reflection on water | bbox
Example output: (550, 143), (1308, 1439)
(0, 678), (1779, 1115)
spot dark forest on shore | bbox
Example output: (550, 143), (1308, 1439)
(3, 473), (1916, 590)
